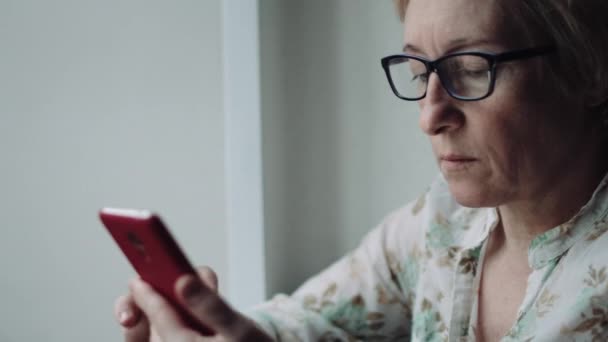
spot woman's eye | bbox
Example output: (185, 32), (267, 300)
(451, 65), (486, 78)
(463, 69), (488, 78)
(464, 68), (488, 76)
(412, 73), (429, 83)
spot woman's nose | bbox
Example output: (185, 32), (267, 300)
(418, 73), (463, 136)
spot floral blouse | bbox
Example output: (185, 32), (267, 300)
(246, 174), (608, 341)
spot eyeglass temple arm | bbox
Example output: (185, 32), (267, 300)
(495, 46), (557, 63)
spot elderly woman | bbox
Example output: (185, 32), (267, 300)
(114, 0), (608, 340)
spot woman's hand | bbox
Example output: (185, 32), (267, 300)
(114, 266), (272, 342)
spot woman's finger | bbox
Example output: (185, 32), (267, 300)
(123, 311), (150, 342)
(130, 278), (191, 342)
(175, 274), (271, 341)
(196, 266), (218, 292)
(114, 294), (142, 328)
(149, 328), (164, 342)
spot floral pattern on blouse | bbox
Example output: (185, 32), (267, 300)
(246, 173), (608, 341)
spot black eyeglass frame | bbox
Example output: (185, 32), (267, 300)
(380, 46), (556, 101)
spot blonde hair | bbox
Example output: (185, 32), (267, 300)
(393, 0), (608, 116)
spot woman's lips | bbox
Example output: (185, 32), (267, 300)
(439, 154), (477, 172)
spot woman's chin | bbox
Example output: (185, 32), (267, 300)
(446, 178), (501, 208)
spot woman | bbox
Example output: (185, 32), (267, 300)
(114, 0), (608, 340)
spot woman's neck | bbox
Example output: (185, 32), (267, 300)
(497, 148), (607, 253)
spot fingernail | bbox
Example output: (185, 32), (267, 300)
(119, 311), (131, 324)
(182, 277), (204, 304)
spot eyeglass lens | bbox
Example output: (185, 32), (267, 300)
(387, 55), (492, 100)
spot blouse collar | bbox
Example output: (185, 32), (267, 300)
(527, 173), (608, 269)
(452, 172), (608, 269)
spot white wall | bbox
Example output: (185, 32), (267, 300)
(0, 0), (438, 339)
(260, 0), (436, 295)
(0, 1), (227, 341)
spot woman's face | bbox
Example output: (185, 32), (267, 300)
(404, 0), (590, 208)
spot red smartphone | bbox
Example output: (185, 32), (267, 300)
(99, 208), (213, 335)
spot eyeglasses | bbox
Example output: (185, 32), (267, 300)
(380, 46), (556, 101)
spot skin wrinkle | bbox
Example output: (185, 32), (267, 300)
(403, 40), (501, 57)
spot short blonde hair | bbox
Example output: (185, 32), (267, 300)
(393, 0), (608, 116)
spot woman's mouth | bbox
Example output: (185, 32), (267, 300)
(439, 154), (478, 172)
